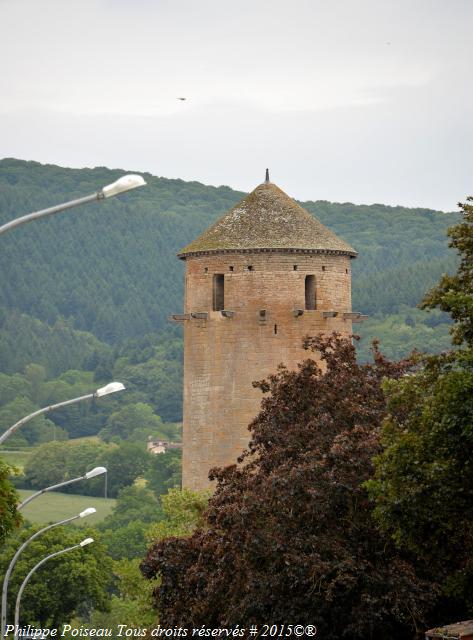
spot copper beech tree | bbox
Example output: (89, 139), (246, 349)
(141, 334), (435, 639)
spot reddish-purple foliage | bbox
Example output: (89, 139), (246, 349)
(141, 334), (436, 639)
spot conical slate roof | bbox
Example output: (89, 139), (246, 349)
(178, 180), (357, 258)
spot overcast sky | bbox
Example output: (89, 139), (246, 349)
(1, 0), (472, 211)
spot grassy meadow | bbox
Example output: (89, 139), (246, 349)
(17, 489), (116, 526)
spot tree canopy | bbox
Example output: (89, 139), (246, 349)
(141, 335), (435, 638)
(421, 196), (473, 347)
(368, 196), (473, 615)
(0, 525), (111, 629)
(0, 460), (21, 546)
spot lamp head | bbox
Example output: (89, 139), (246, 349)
(80, 537), (94, 547)
(85, 466), (107, 479)
(101, 174), (146, 198)
(79, 507), (97, 518)
(95, 382), (125, 398)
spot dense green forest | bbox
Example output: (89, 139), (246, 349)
(0, 157), (461, 439)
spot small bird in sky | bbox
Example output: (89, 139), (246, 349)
(177, 97), (187, 101)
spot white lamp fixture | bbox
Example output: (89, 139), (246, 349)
(80, 538), (94, 547)
(85, 466), (107, 479)
(1, 383), (125, 447)
(2, 511), (97, 638)
(101, 175), (146, 198)
(0, 174), (147, 237)
(95, 382), (125, 397)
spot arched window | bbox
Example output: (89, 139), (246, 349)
(305, 275), (316, 310)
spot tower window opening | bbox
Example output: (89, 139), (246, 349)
(322, 266), (326, 271)
(345, 268), (348, 274)
(293, 265), (298, 271)
(229, 266), (234, 271)
(204, 267), (208, 273)
(305, 275), (316, 310)
(247, 265), (254, 271)
(213, 274), (224, 311)
(274, 324), (278, 334)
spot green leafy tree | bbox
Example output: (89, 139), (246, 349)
(39, 370), (113, 439)
(0, 460), (21, 545)
(23, 440), (153, 498)
(100, 521), (150, 561)
(24, 364), (47, 404)
(100, 402), (165, 442)
(114, 355), (183, 423)
(141, 336), (434, 638)
(66, 559), (156, 638)
(67, 489), (206, 637)
(96, 442), (152, 498)
(0, 525), (111, 629)
(0, 371), (29, 406)
(0, 397), (61, 448)
(367, 353), (473, 611)
(368, 197), (473, 615)
(421, 197), (473, 346)
(145, 448), (182, 498)
(62, 441), (110, 495)
(110, 558), (156, 626)
(22, 441), (110, 496)
(145, 487), (209, 542)
(23, 441), (70, 489)
(100, 485), (163, 531)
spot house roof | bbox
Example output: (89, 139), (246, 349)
(426, 620), (473, 639)
(177, 180), (357, 259)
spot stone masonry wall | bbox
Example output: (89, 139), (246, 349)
(181, 251), (353, 490)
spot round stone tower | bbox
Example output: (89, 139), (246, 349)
(175, 174), (358, 490)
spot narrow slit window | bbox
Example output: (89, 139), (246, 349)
(213, 274), (224, 311)
(305, 275), (316, 310)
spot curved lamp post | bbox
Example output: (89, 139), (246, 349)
(17, 467), (107, 511)
(12, 538), (94, 640)
(0, 382), (125, 446)
(0, 175), (146, 237)
(1, 511), (96, 637)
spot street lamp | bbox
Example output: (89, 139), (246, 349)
(12, 538), (94, 640)
(0, 382), (125, 446)
(1, 511), (96, 637)
(0, 175), (146, 237)
(17, 467), (107, 510)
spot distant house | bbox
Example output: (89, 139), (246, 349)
(147, 436), (182, 455)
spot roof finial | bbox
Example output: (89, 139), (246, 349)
(265, 168), (270, 184)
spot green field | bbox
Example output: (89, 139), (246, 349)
(17, 490), (116, 526)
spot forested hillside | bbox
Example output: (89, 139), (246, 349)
(0, 157), (461, 435)
(0, 158), (459, 341)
